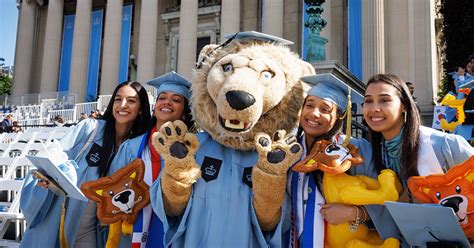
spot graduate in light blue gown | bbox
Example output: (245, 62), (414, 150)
(287, 73), (375, 247)
(357, 74), (474, 245)
(108, 71), (194, 248)
(20, 81), (151, 248)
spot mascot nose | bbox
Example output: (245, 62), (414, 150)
(441, 196), (463, 213)
(226, 90), (256, 110)
(114, 190), (132, 204)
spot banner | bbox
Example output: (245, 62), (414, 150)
(58, 14), (75, 92)
(118, 4), (133, 83)
(348, 0), (362, 80)
(86, 9), (104, 102)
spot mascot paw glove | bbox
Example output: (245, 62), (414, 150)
(152, 120), (201, 216)
(254, 130), (303, 175)
(252, 130), (303, 231)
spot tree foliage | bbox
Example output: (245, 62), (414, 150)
(0, 74), (12, 96)
(439, 0), (474, 73)
(437, 0), (474, 102)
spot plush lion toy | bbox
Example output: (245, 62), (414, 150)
(81, 159), (150, 248)
(151, 31), (315, 246)
(293, 140), (401, 248)
(408, 156), (474, 238)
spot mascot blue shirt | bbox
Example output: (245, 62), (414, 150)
(150, 132), (289, 247)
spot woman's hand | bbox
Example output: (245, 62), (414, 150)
(36, 180), (50, 189)
(319, 203), (357, 225)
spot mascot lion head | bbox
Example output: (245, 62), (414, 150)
(192, 32), (315, 150)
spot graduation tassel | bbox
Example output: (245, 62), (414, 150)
(59, 199), (70, 248)
(341, 89), (352, 147)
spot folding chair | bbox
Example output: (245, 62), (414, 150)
(0, 179), (25, 247)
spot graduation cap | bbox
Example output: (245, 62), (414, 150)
(301, 73), (354, 146)
(223, 31), (294, 46)
(301, 73), (352, 112)
(147, 71), (192, 100)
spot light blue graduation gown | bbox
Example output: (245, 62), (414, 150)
(20, 119), (110, 248)
(150, 131), (288, 247)
(350, 126), (474, 245)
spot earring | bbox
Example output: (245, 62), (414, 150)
(403, 112), (407, 123)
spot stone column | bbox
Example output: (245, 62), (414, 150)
(136, 0), (158, 85)
(12, 0), (37, 96)
(39, 0), (64, 93)
(177, 0), (198, 80)
(100, 0), (123, 95)
(69, 0), (93, 102)
(263, 0), (283, 37)
(362, 0), (385, 82)
(220, 0), (240, 41)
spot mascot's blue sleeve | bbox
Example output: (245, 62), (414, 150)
(20, 119), (95, 226)
(150, 132), (287, 247)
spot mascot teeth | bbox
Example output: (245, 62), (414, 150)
(219, 116), (251, 131)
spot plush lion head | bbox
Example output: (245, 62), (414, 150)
(192, 39), (315, 150)
(81, 159), (150, 224)
(291, 140), (364, 174)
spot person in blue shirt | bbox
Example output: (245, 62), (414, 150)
(288, 73), (375, 247)
(20, 81), (151, 248)
(358, 73), (474, 245)
(108, 71), (194, 248)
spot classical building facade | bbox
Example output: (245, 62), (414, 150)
(12, 0), (439, 121)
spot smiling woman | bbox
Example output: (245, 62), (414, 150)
(19, 81), (151, 248)
(288, 73), (376, 248)
(355, 73), (474, 245)
(106, 71), (194, 248)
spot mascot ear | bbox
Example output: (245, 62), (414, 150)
(407, 177), (434, 203)
(196, 44), (220, 69)
(299, 61), (316, 77)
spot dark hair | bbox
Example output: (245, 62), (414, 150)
(366, 74), (421, 177)
(99, 81), (152, 176)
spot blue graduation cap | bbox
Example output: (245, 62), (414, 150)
(147, 71), (192, 100)
(223, 31), (294, 46)
(301, 73), (351, 112)
(301, 73), (359, 146)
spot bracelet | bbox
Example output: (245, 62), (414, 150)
(360, 206), (368, 222)
(349, 206), (361, 232)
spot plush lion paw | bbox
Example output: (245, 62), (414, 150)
(153, 121), (198, 160)
(152, 120), (200, 183)
(254, 130), (303, 175)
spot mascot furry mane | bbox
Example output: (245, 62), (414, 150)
(192, 38), (314, 150)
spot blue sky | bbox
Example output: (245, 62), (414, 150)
(0, 0), (18, 67)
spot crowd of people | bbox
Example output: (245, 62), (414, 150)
(16, 33), (474, 248)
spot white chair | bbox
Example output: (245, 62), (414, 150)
(0, 179), (25, 247)
(15, 132), (37, 144)
(0, 143), (11, 158)
(0, 133), (19, 144)
(0, 158), (15, 179)
(33, 131), (54, 144)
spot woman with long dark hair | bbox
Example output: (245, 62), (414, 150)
(20, 81), (151, 248)
(288, 73), (375, 247)
(360, 73), (474, 242)
(109, 71), (194, 248)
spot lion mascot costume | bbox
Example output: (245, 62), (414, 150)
(148, 31), (315, 247)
